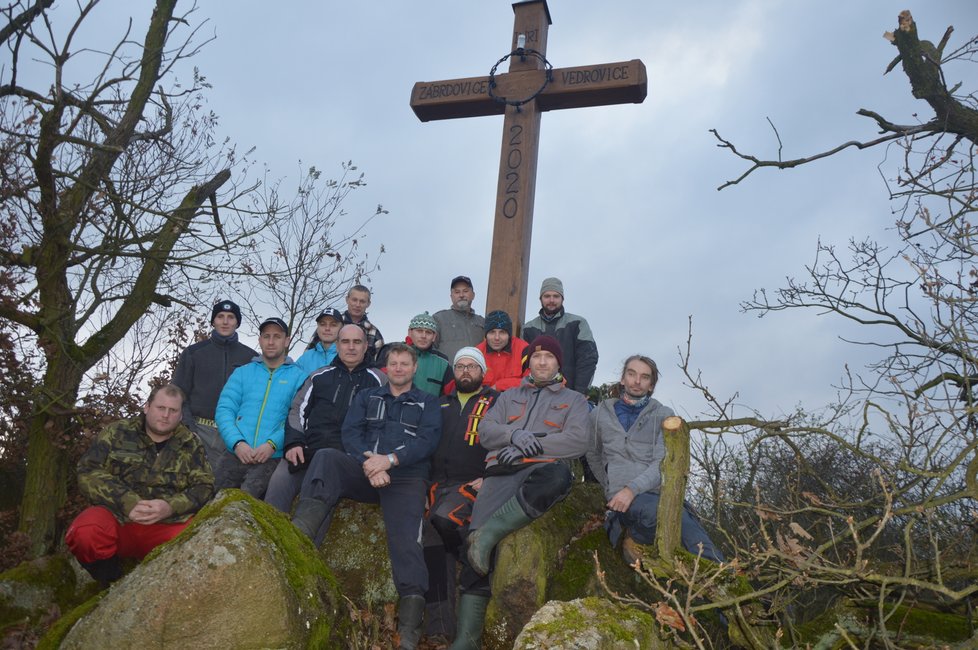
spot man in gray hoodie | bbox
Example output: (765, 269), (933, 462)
(448, 335), (590, 649)
(587, 354), (723, 565)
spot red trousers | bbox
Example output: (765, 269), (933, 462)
(65, 506), (191, 563)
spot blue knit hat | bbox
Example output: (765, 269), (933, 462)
(484, 310), (513, 335)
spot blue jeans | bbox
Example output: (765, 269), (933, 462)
(608, 492), (724, 563)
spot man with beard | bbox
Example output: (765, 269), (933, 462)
(65, 384), (214, 587)
(587, 354), (723, 564)
(265, 324), (387, 538)
(522, 277), (598, 395)
(450, 336), (590, 649)
(342, 284), (384, 365)
(172, 299), (255, 477)
(423, 347), (498, 645)
(215, 317), (308, 498)
(290, 343), (441, 650)
(433, 276), (485, 362)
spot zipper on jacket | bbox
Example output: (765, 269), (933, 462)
(522, 387), (544, 428)
(253, 366), (276, 446)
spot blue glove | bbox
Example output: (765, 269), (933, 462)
(495, 445), (524, 466)
(511, 429), (544, 457)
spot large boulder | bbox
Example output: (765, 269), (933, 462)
(45, 490), (348, 649)
(513, 597), (667, 649)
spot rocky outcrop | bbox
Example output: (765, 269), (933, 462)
(482, 482), (607, 650)
(513, 597), (666, 649)
(319, 500), (397, 608)
(47, 491), (348, 649)
(0, 555), (95, 647)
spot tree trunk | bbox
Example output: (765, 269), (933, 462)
(19, 357), (84, 555)
(655, 415), (689, 559)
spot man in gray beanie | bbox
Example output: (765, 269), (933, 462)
(522, 277), (599, 394)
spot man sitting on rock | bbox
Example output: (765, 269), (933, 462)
(451, 336), (590, 649)
(588, 354), (724, 565)
(65, 384), (214, 587)
(265, 324), (386, 539)
(290, 342), (441, 650)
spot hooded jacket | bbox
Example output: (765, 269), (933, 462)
(216, 358), (308, 457)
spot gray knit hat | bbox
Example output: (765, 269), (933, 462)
(408, 311), (438, 332)
(454, 347), (487, 373)
(540, 277), (564, 297)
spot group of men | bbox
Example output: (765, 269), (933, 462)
(64, 275), (721, 650)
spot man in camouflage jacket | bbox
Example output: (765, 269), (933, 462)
(65, 384), (214, 587)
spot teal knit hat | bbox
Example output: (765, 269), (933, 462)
(409, 311), (438, 332)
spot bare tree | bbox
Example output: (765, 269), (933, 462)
(239, 162), (386, 350)
(594, 12), (978, 649)
(0, 0), (278, 555)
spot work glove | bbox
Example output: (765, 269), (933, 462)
(495, 445), (524, 466)
(511, 429), (545, 457)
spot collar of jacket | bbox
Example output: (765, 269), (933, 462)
(538, 306), (565, 322)
(330, 356), (372, 373)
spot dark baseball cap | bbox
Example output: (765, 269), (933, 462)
(258, 317), (289, 335)
(450, 275), (473, 289)
(316, 308), (343, 322)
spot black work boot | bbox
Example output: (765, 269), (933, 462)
(81, 555), (123, 589)
(449, 593), (489, 650)
(397, 594), (426, 650)
(291, 498), (330, 541)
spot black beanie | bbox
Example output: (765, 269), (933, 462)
(211, 300), (242, 326)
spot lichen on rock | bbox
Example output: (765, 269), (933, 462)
(46, 490), (348, 649)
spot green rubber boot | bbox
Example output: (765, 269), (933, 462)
(449, 594), (490, 650)
(290, 498), (329, 541)
(466, 495), (532, 576)
(397, 594), (426, 650)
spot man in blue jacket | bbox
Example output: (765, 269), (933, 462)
(172, 300), (255, 478)
(291, 342), (441, 650)
(215, 317), (308, 498)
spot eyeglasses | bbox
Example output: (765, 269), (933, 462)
(454, 363), (480, 373)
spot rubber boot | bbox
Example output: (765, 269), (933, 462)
(449, 594), (489, 650)
(81, 555), (122, 589)
(291, 498), (330, 541)
(466, 495), (532, 576)
(397, 594), (425, 650)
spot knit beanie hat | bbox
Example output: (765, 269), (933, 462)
(408, 311), (438, 332)
(526, 335), (563, 368)
(484, 310), (513, 335)
(539, 277), (564, 297)
(454, 347), (487, 373)
(211, 300), (242, 326)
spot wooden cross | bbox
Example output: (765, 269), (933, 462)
(410, 0), (646, 329)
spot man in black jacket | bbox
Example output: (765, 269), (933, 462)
(264, 324), (386, 532)
(172, 300), (255, 478)
(521, 277), (599, 394)
(423, 347), (498, 645)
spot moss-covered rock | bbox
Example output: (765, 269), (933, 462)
(793, 599), (973, 649)
(0, 554), (97, 641)
(318, 500), (397, 608)
(514, 597), (669, 649)
(482, 482), (606, 650)
(43, 490), (348, 649)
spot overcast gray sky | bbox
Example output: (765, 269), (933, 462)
(23, 1), (975, 418)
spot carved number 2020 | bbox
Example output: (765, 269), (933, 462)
(503, 125), (523, 219)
